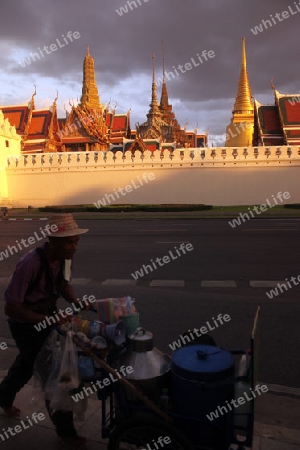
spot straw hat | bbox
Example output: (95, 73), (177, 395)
(47, 213), (88, 237)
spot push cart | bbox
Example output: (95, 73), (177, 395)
(70, 306), (261, 450)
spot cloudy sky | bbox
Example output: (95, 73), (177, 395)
(0, 0), (299, 144)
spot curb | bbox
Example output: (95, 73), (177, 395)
(0, 218), (47, 221)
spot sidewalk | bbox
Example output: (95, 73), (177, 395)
(0, 346), (299, 449)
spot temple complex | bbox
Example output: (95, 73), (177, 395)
(0, 46), (206, 154)
(225, 38), (254, 147)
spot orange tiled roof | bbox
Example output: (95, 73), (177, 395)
(256, 106), (282, 134)
(27, 110), (52, 138)
(112, 115), (127, 132)
(1, 106), (29, 133)
(278, 97), (300, 125)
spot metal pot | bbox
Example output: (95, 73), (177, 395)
(113, 328), (170, 415)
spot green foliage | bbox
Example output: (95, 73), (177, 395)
(39, 204), (213, 213)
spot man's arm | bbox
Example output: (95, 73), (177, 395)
(60, 281), (92, 310)
(60, 280), (78, 304)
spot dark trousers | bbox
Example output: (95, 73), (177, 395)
(0, 321), (77, 437)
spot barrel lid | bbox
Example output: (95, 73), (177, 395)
(171, 345), (234, 381)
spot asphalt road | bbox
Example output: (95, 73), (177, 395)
(0, 218), (299, 388)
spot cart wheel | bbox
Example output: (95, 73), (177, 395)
(108, 417), (195, 450)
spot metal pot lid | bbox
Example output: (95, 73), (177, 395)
(128, 327), (154, 352)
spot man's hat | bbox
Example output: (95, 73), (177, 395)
(47, 214), (88, 237)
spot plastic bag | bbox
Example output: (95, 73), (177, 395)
(32, 330), (58, 403)
(57, 331), (80, 391)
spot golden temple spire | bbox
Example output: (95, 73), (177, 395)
(160, 39), (170, 108)
(80, 47), (101, 110)
(233, 37), (253, 114)
(225, 38), (254, 147)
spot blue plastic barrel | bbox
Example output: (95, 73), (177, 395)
(171, 345), (235, 449)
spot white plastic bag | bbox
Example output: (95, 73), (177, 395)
(57, 331), (80, 391)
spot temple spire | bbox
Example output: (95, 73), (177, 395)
(80, 47), (101, 110)
(160, 39), (169, 108)
(147, 53), (161, 119)
(225, 38), (254, 147)
(233, 37), (253, 114)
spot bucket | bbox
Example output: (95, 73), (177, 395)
(171, 344), (235, 449)
(119, 313), (140, 337)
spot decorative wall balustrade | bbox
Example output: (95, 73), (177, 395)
(6, 146), (300, 171)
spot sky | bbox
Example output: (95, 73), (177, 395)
(0, 0), (299, 145)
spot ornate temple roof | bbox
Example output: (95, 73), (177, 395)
(138, 54), (170, 140)
(253, 88), (300, 146)
(80, 46), (102, 111)
(1, 105), (31, 134)
(253, 100), (284, 146)
(59, 49), (130, 149)
(1, 90), (60, 152)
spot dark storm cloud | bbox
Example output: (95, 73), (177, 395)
(0, 0), (299, 133)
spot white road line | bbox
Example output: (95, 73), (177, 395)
(102, 279), (137, 286)
(156, 241), (192, 244)
(71, 278), (92, 285)
(242, 228), (298, 231)
(250, 280), (285, 288)
(135, 229), (188, 232)
(150, 280), (185, 287)
(201, 280), (237, 287)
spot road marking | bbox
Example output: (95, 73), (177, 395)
(201, 280), (237, 287)
(102, 279), (137, 286)
(156, 241), (192, 244)
(71, 278), (92, 285)
(135, 229), (188, 232)
(250, 280), (285, 288)
(150, 280), (185, 287)
(242, 229), (298, 231)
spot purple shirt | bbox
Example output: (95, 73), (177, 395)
(5, 244), (61, 309)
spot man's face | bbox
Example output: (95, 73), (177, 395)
(51, 236), (80, 260)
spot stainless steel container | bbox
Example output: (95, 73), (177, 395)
(113, 328), (171, 418)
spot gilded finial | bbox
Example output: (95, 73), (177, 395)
(54, 90), (58, 104)
(241, 37), (246, 68)
(29, 84), (37, 110)
(271, 78), (275, 90)
(152, 52), (156, 83)
(162, 39), (166, 81)
(86, 45), (90, 55)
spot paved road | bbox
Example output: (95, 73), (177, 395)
(0, 218), (299, 388)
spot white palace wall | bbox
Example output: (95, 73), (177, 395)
(4, 146), (300, 207)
